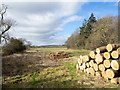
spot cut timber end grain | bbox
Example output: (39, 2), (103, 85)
(95, 54), (103, 64)
(82, 63), (86, 69)
(103, 60), (111, 68)
(96, 71), (101, 77)
(102, 70), (108, 80)
(111, 51), (119, 59)
(89, 60), (94, 67)
(80, 66), (82, 70)
(76, 63), (79, 71)
(86, 62), (90, 68)
(104, 52), (110, 59)
(90, 51), (95, 59)
(111, 60), (120, 70)
(99, 64), (105, 72)
(102, 70), (105, 77)
(86, 68), (90, 74)
(93, 63), (98, 71)
(84, 68), (86, 73)
(89, 67), (95, 76)
(80, 55), (83, 60)
(78, 58), (81, 66)
(106, 44), (113, 52)
(96, 46), (107, 54)
(82, 55), (89, 63)
(106, 69), (115, 79)
(111, 78), (119, 84)
(106, 44), (120, 52)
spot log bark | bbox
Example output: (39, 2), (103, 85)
(93, 63), (98, 71)
(99, 64), (105, 72)
(89, 51), (96, 59)
(111, 51), (119, 59)
(106, 44), (120, 52)
(95, 71), (101, 77)
(95, 54), (104, 64)
(103, 52), (110, 59)
(117, 48), (120, 54)
(103, 60), (111, 68)
(111, 60), (120, 70)
(96, 46), (107, 54)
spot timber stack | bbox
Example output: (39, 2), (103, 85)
(49, 51), (69, 60)
(76, 44), (120, 84)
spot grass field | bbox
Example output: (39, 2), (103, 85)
(30, 47), (89, 57)
(2, 48), (120, 88)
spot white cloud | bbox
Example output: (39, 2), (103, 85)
(1, 2), (85, 45)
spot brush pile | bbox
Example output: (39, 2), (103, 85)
(76, 44), (120, 84)
(49, 51), (69, 60)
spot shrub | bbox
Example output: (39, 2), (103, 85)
(2, 38), (26, 55)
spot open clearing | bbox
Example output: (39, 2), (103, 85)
(2, 48), (120, 88)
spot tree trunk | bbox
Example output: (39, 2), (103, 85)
(99, 64), (105, 72)
(103, 52), (110, 59)
(96, 46), (107, 54)
(103, 59), (111, 68)
(106, 44), (120, 52)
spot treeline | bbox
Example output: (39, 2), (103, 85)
(65, 13), (118, 50)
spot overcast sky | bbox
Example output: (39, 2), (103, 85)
(0, 0), (118, 46)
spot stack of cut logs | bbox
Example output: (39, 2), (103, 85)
(76, 44), (120, 84)
(49, 51), (69, 60)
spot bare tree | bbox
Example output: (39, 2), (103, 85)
(0, 4), (14, 44)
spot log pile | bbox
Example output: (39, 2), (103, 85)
(76, 44), (120, 84)
(49, 51), (69, 60)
